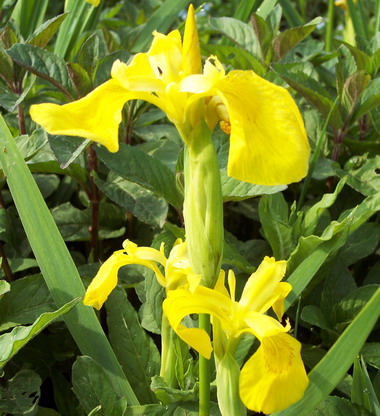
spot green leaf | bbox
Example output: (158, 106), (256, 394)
(209, 17), (260, 58)
(106, 286), (160, 404)
(151, 376), (198, 404)
(7, 43), (74, 98)
(0, 370), (41, 415)
(51, 202), (125, 241)
(0, 297), (80, 368)
(131, 0), (191, 52)
(221, 171), (286, 201)
(273, 64), (343, 130)
(94, 173), (168, 228)
(0, 274), (55, 331)
(96, 144), (182, 209)
(15, 128), (48, 161)
(341, 71), (371, 117)
(301, 305), (331, 331)
(27, 13), (68, 48)
(272, 17), (321, 61)
(0, 43), (14, 85)
(72, 356), (128, 416)
(0, 114), (138, 404)
(67, 62), (93, 97)
(274, 287), (380, 416)
(352, 357), (379, 414)
(124, 402), (221, 416)
(259, 193), (294, 259)
(77, 33), (99, 77)
(309, 396), (371, 416)
(355, 78), (380, 120)
(302, 177), (346, 236)
(361, 343), (380, 370)
(0, 280), (10, 297)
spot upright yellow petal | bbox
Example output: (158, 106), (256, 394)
(182, 4), (202, 76)
(239, 332), (308, 414)
(239, 257), (287, 314)
(215, 70), (310, 185)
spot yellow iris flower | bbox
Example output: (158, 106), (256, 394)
(163, 257), (309, 414)
(83, 238), (200, 309)
(30, 5), (310, 186)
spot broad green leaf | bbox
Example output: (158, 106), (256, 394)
(309, 396), (371, 416)
(301, 305), (331, 331)
(355, 78), (380, 120)
(15, 128), (48, 161)
(273, 64), (343, 130)
(0, 297), (79, 368)
(0, 280), (10, 297)
(94, 173), (168, 228)
(96, 144), (182, 209)
(272, 17), (321, 61)
(259, 193), (293, 259)
(0, 274), (55, 331)
(341, 71), (371, 118)
(77, 33), (99, 77)
(27, 13), (68, 48)
(209, 17), (260, 58)
(67, 62), (93, 97)
(361, 343), (380, 370)
(0, 114), (138, 404)
(131, 0), (191, 52)
(106, 286), (160, 404)
(151, 376), (198, 404)
(274, 287), (380, 416)
(51, 202), (125, 241)
(124, 402), (221, 416)
(302, 177), (346, 236)
(221, 171), (286, 201)
(256, 0), (278, 20)
(334, 285), (379, 330)
(47, 134), (88, 169)
(7, 43), (74, 98)
(340, 155), (380, 196)
(0, 370), (41, 415)
(0, 43), (14, 85)
(72, 356), (128, 416)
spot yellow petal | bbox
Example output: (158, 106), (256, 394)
(239, 332), (309, 414)
(239, 257), (287, 314)
(215, 70), (310, 185)
(272, 281), (292, 320)
(83, 251), (128, 309)
(163, 286), (232, 358)
(30, 79), (128, 152)
(182, 4), (201, 76)
(240, 310), (288, 340)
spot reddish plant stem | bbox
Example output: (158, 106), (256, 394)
(331, 126), (347, 162)
(87, 145), (100, 262)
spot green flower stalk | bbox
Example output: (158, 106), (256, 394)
(184, 120), (224, 288)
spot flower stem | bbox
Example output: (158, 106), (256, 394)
(160, 314), (177, 388)
(199, 313), (211, 416)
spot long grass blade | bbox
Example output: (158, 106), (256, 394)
(0, 115), (139, 405)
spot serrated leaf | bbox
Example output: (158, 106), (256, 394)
(72, 356), (128, 416)
(68, 62), (93, 97)
(341, 71), (371, 117)
(0, 297), (80, 368)
(77, 33), (99, 77)
(0, 43), (14, 84)
(94, 173), (168, 228)
(47, 134), (88, 168)
(96, 144), (182, 209)
(106, 286), (160, 404)
(15, 128), (48, 161)
(7, 43), (74, 97)
(272, 17), (321, 61)
(27, 13), (67, 48)
(0, 274), (55, 331)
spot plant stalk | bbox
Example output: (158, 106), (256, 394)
(199, 313), (211, 416)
